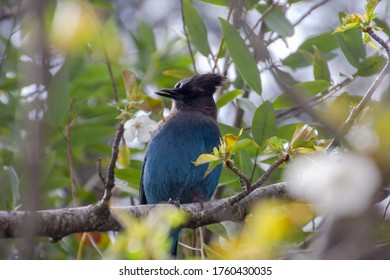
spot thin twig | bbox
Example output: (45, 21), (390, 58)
(212, 5), (233, 73)
(77, 232), (88, 260)
(367, 28), (390, 58)
(66, 99), (79, 206)
(97, 157), (106, 185)
(251, 154), (288, 189)
(226, 160), (251, 190)
(180, 0), (197, 73)
(249, 148), (260, 183)
(275, 72), (359, 121)
(0, 2), (19, 75)
(381, 198), (390, 223)
(271, 66), (341, 141)
(103, 50), (119, 105)
(101, 122), (124, 204)
(204, 155), (288, 216)
(199, 227), (205, 260)
(328, 29), (390, 150)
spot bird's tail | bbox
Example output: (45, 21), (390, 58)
(169, 228), (181, 257)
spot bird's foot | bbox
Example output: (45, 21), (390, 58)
(168, 197), (181, 207)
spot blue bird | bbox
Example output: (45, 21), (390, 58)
(139, 73), (225, 256)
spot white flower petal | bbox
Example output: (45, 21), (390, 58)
(137, 130), (152, 143)
(123, 125), (136, 142)
(124, 119), (136, 129)
(144, 120), (158, 132)
(284, 152), (380, 218)
(135, 114), (149, 123)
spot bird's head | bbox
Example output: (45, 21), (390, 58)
(155, 73), (225, 119)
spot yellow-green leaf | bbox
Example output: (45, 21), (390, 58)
(192, 154), (220, 166)
(291, 124), (318, 146)
(117, 144), (130, 168)
(294, 147), (318, 154)
(162, 69), (195, 79)
(132, 95), (165, 117)
(365, 0), (381, 19)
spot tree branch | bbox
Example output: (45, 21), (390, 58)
(0, 182), (288, 240)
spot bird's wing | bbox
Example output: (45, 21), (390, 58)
(139, 156), (148, 204)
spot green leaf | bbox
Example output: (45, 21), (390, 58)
(138, 20), (156, 51)
(258, 5), (294, 37)
(47, 65), (69, 123)
(230, 138), (259, 155)
(252, 101), (277, 146)
(283, 32), (338, 69)
(206, 223), (229, 239)
(313, 46), (331, 81)
(3, 166), (20, 208)
(219, 18), (262, 95)
(263, 136), (288, 153)
(358, 55), (387, 77)
(203, 160), (222, 178)
(344, 27), (366, 59)
(334, 15), (366, 68)
(115, 165), (143, 190)
(273, 80), (330, 109)
(283, 50), (313, 69)
(374, 18), (390, 38)
(335, 33), (360, 68)
(236, 97), (257, 114)
(216, 89), (244, 108)
(299, 32), (339, 52)
(183, 0), (211, 57)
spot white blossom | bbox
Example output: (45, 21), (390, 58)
(124, 115), (157, 143)
(284, 152), (381, 218)
(346, 125), (379, 153)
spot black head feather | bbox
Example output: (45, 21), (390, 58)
(155, 74), (226, 120)
(156, 74), (226, 101)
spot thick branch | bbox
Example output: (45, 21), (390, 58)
(0, 182), (288, 240)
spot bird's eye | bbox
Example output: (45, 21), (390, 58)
(174, 82), (182, 89)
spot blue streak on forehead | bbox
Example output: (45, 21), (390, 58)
(174, 76), (193, 89)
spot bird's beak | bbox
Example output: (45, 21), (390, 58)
(155, 89), (181, 100)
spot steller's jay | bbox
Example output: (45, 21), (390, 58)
(139, 73), (225, 256)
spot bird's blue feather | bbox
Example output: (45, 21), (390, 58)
(142, 111), (221, 204)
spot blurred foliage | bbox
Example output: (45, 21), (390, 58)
(0, 0), (389, 260)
